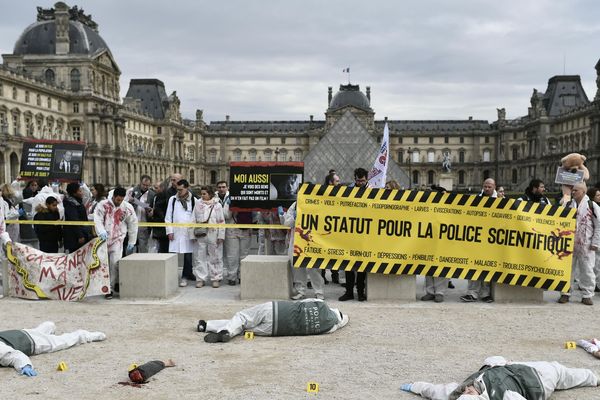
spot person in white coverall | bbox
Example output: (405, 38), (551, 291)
(94, 186), (138, 298)
(280, 202), (324, 300)
(191, 185), (225, 288)
(400, 356), (598, 400)
(197, 298), (348, 343)
(558, 182), (600, 305)
(0, 321), (105, 376)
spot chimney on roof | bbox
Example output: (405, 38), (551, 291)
(366, 86), (371, 102)
(310, 115), (314, 122)
(328, 87), (332, 105)
(54, 2), (70, 55)
(225, 115), (230, 122)
(468, 116), (473, 121)
(384, 116), (388, 122)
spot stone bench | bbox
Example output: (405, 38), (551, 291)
(366, 273), (416, 301)
(491, 282), (544, 303)
(118, 253), (179, 299)
(240, 255), (292, 300)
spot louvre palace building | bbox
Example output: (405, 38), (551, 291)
(1, 2), (600, 191)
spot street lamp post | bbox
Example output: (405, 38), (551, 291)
(407, 146), (413, 189)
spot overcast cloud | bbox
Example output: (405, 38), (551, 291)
(1, 0), (599, 124)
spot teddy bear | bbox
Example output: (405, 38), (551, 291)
(559, 152), (589, 204)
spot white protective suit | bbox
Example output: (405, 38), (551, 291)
(94, 198), (138, 290)
(257, 210), (287, 255)
(0, 196), (20, 242)
(190, 198), (226, 283)
(0, 321), (105, 372)
(0, 199), (12, 245)
(205, 299), (349, 338)
(561, 195), (600, 299)
(407, 356), (598, 400)
(30, 185), (64, 219)
(165, 193), (195, 254)
(282, 202), (324, 297)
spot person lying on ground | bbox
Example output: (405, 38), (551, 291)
(400, 355), (598, 399)
(0, 321), (105, 376)
(197, 299), (348, 343)
(577, 338), (600, 359)
(129, 359), (176, 383)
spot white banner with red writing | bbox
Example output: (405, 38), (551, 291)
(5, 239), (110, 301)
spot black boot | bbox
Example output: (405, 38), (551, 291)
(358, 292), (367, 302)
(338, 292), (354, 301)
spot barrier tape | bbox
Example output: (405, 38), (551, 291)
(5, 219), (290, 229)
(293, 183), (576, 292)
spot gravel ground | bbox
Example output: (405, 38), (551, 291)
(1, 275), (600, 400)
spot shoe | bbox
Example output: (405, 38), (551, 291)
(558, 295), (570, 304)
(448, 281), (455, 289)
(114, 283), (120, 293)
(195, 281), (204, 288)
(204, 330), (232, 343)
(228, 280), (236, 286)
(481, 296), (494, 303)
(315, 293), (325, 300)
(434, 294), (444, 303)
(595, 286), (600, 293)
(179, 280), (188, 287)
(104, 292), (113, 300)
(197, 320), (207, 332)
(291, 292), (305, 300)
(212, 281), (220, 288)
(582, 297), (594, 306)
(358, 293), (367, 302)
(89, 332), (106, 342)
(332, 272), (340, 284)
(338, 292), (354, 301)
(460, 295), (477, 302)
(421, 293), (435, 301)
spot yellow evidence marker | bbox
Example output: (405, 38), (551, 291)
(565, 341), (577, 349)
(307, 382), (319, 394)
(244, 331), (254, 340)
(56, 362), (68, 371)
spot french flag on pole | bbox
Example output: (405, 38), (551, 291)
(368, 123), (389, 188)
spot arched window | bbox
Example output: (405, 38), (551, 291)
(458, 170), (465, 185)
(9, 152), (19, 181)
(459, 150), (465, 163)
(412, 170), (419, 186)
(427, 150), (435, 163)
(45, 69), (55, 84)
(483, 149), (491, 162)
(411, 150), (420, 163)
(427, 170), (434, 185)
(210, 170), (217, 184)
(70, 69), (81, 92)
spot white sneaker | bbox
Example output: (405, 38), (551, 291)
(179, 280), (188, 287)
(291, 292), (305, 300)
(315, 293), (325, 300)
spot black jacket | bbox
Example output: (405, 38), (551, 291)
(63, 196), (92, 252)
(33, 207), (62, 244)
(150, 191), (169, 239)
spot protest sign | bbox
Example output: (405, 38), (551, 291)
(554, 166), (585, 185)
(19, 139), (85, 181)
(293, 184), (576, 291)
(229, 161), (303, 210)
(5, 239), (109, 301)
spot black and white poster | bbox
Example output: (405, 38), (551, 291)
(20, 140), (85, 181)
(229, 162), (304, 210)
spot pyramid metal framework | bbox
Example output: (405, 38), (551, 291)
(303, 110), (409, 187)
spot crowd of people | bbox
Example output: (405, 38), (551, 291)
(0, 167), (598, 305)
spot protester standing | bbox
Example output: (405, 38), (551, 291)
(148, 181), (169, 253)
(128, 175), (154, 253)
(63, 182), (93, 253)
(33, 196), (62, 253)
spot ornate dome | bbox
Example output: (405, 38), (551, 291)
(329, 84), (371, 111)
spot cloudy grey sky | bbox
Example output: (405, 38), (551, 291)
(1, 0), (599, 124)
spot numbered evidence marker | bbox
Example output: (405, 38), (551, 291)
(244, 331), (255, 340)
(306, 382), (319, 394)
(565, 341), (577, 349)
(56, 361), (68, 371)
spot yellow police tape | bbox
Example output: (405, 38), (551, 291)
(5, 220), (289, 229)
(293, 183), (577, 291)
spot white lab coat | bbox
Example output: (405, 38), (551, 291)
(408, 356), (598, 400)
(165, 194), (195, 253)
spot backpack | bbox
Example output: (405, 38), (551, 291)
(170, 195), (196, 221)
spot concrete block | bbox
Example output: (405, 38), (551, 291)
(492, 282), (544, 303)
(119, 253), (179, 299)
(240, 255), (292, 300)
(367, 273), (416, 301)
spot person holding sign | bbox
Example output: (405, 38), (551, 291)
(558, 182), (600, 305)
(197, 299), (348, 343)
(94, 187), (138, 299)
(400, 355), (598, 399)
(0, 321), (105, 377)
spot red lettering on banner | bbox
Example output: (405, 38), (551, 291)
(68, 254), (78, 271)
(68, 286), (83, 301)
(57, 270), (67, 283)
(55, 255), (67, 268)
(49, 284), (66, 300)
(39, 265), (56, 282)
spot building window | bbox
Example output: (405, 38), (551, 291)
(459, 170), (465, 185)
(483, 149), (490, 162)
(264, 150), (272, 161)
(47, 97), (51, 109)
(251, 137), (255, 145)
(25, 91), (30, 103)
(427, 150), (435, 163)
(483, 170), (490, 180)
(429, 136), (433, 144)
(0, 83), (3, 97)
(412, 170), (419, 185)
(281, 137), (286, 144)
(294, 149), (302, 161)
(398, 137), (403, 144)
(72, 126), (81, 141)
(413, 137), (418, 144)
(12, 113), (19, 135)
(485, 136), (490, 144)
(296, 137), (302, 145)
(157, 126), (162, 135)
(73, 102), (79, 113)
(444, 136), (449, 144)
(513, 132), (517, 140)
(209, 150), (217, 163)
(266, 137), (270, 145)
(210, 170), (217, 184)
(460, 136), (464, 144)
(36, 94), (41, 106)
(189, 169), (195, 185)
(512, 169), (518, 184)
(58, 100), (62, 111)
(512, 147), (518, 161)
(459, 151), (465, 163)
(233, 149), (242, 161)
(45, 69), (55, 84)
(12, 87), (17, 100)
(427, 170), (434, 185)
(411, 151), (419, 163)
(397, 150), (403, 163)
(249, 150), (257, 162)
(70, 69), (81, 92)
(235, 137), (240, 145)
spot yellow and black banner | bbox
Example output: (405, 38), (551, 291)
(293, 184), (577, 291)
